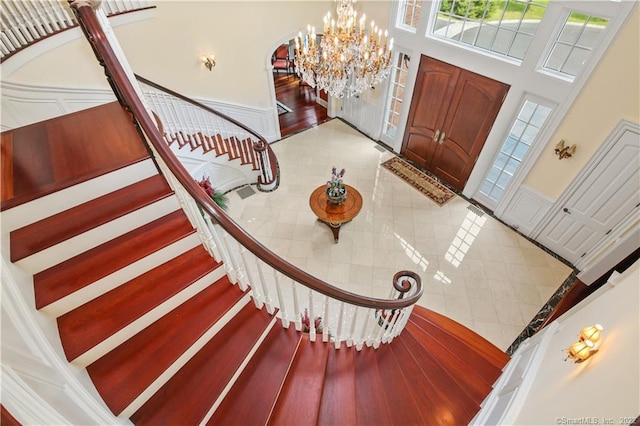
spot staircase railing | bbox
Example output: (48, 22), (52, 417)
(136, 75), (279, 192)
(69, 1), (423, 350)
(0, 0), (154, 60)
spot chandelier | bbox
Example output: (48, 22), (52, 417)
(294, 0), (394, 98)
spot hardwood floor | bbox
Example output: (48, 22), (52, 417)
(274, 72), (331, 139)
(0, 102), (150, 211)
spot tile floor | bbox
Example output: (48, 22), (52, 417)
(225, 120), (573, 350)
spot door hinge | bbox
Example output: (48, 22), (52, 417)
(580, 252), (587, 258)
(605, 229), (612, 235)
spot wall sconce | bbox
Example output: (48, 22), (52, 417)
(554, 139), (577, 160)
(565, 324), (603, 363)
(202, 54), (216, 71)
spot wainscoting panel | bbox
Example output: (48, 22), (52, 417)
(1, 81), (278, 142)
(500, 185), (554, 237)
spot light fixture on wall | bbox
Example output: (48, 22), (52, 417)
(202, 54), (216, 71)
(565, 324), (604, 363)
(554, 139), (577, 160)
(294, 0), (394, 98)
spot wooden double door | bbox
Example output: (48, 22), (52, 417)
(401, 56), (509, 191)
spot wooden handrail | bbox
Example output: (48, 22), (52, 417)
(69, 2), (422, 310)
(134, 74), (278, 188)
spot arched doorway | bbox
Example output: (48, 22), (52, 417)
(270, 40), (330, 138)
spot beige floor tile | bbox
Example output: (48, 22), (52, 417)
(226, 120), (572, 350)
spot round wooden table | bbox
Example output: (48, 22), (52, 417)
(309, 184), (362, 243)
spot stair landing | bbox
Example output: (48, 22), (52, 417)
(0, 102), (150, 210)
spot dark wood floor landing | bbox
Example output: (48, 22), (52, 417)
(1, 102), (150, 211)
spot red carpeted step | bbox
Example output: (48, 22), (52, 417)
(374, 343), (426, 425)
(57, 245), (220, 361)
(400, 325), (479, 423)
(317, 342), (356, 426)
(33, 210), (194, 309)
(353, 346), (393, 425)
(413, 306), (509, 370)
(87, 276), (245, 415)
(208, 325), (301, 426)
(268, 335), (331, 425)
(10, 175), (173, 262)
(130, 303), (274, 426)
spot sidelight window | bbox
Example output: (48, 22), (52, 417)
(383, 52), (411, 139)
(480, 98), (553, 203)
(430, 0), (547, 62)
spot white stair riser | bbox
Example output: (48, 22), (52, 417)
(15, 196), (181, 274)
(118, 293), (252, 418)
(70, 264), (229, 367)
(41, 234), (203, 317)
(1, 160), (159, 233)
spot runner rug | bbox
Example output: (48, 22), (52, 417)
(381, 157), (456, 206)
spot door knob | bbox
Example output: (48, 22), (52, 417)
(439, 131), (446, 144)
(433, 129), (440, 142)
(563, 207), (571, 214)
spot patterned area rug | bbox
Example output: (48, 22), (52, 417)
(381, 157), (456, 206)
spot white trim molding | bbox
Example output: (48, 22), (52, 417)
(499, 185), (555, 237)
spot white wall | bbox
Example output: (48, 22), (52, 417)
(514, 260), (640, 424)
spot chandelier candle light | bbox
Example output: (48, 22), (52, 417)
(294, 0), (394, 98)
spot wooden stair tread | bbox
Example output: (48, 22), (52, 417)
(317, 342), (356, 426)
(393, 332), (473, 426)
(353, 347), (393, 425)
(208, 325), (302, 426)
(394, 329), (480, 425)
(409, 313), (505, 384)
(10, 175), (173, 262)
(413, 306), (509, 368)
(130, 304), (274, 426)
(87, 276), (244, 415)
(57, 246), (221, 361)
(33, 210), (194, 309)
(401, 323), (481, 419)
(268, 335), (331, 426)
(405, 321), (493, 402)
(374, 344), (426, 425)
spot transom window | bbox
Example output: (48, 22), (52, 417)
(542, 11), (609, 80)
(480, 98), (553, 203)
(431, 0), (547, 62)
(396, 0), (422, 32)
(383, 52), (411, 139)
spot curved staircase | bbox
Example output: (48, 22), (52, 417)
(2, 104), (509, 425)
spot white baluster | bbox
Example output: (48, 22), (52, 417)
(273, 271), (289, 328)
(348, 306), (360, 347)
(240, 247), (263, 310)
(322, 296), (330, 342)
(308, 288), (316, 342)
(291, 279), (301, 331)
(255, 260), (274, 314)
(334, 301), (345, 349)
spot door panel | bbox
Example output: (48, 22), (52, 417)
(538, 129), (640, 263)
(402, 56), (459, 169)
(401, 56), (509, 191)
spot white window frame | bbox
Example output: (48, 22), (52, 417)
(536, 6), (614, 83)
(396, 0), (422, 33)
(475, 93), (557, 212)
(382, 50), (411, 140)
(426, 0), (549, 66)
